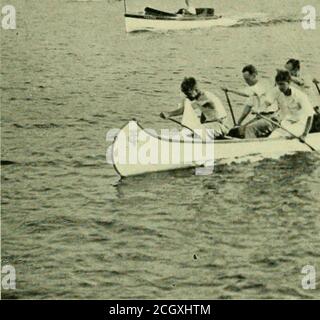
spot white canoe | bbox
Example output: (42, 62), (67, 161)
(124, 14), (238, 33)
(109, 120), (320, 178)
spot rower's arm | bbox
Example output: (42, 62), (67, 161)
(237, 105), (252, 125)
(167, 105), (184, 117)
(291, 75), (305, 87)
(160, 102), (184, 119)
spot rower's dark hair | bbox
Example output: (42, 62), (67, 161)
(242, 65), (257, 75)
(275, 70), (291, 83)
(181, 77), (197, 93)
(286, 58), (300, 71)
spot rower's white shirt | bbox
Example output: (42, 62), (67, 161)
(192, 91), (227, 121)
(266, 86), (314, 123)
(290, 73), (318, 106)
(244, 80), (278, 113)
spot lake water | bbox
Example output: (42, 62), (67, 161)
(1, 0), (320, 299)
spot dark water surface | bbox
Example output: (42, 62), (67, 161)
(1, 0), (320, 299)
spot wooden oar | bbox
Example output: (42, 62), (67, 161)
(257, 113), (318, 153)
(223, 88), (250, 98)
(313, 78), (320, 95)
(167, 117), (195, 132)
(223, 90), (237, 126)
(162, 116), (203, 140)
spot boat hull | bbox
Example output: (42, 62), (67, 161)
(124, 14), (238, 33)
(110, 120), (320, 178)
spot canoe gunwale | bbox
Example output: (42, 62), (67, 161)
(134, 120), (298, 145)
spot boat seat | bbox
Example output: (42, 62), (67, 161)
(228, 127), (245, 139)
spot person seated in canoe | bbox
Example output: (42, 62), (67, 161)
(160, 77), (229, 139)
(222, 65), (279, 139)
(284, 59), (307, 88)
(176, 0), (197, 15)
(266, 70), (314, 141)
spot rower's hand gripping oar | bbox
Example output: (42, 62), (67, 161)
(252, 93), (318, 153)
(256, 113), (318, 153)
(223, 87), (318, 152)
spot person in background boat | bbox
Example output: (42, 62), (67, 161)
(222, 65), (279, 139)
(177, 0), (197, 15)
(160, 77), (229, 138)
(267, 70), (314, 141)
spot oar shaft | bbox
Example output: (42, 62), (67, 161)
(258, 114), (317, 152)
(167, 117), (202, 139)
(224, 91), (237, 126)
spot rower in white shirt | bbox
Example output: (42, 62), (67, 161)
(284, 59), (306, 88)
(222, 65), (279, 139)
(267, 70), (314, 141)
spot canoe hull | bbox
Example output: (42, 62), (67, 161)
(110, 120), (320, 178)
(124, 14), (237, 33)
